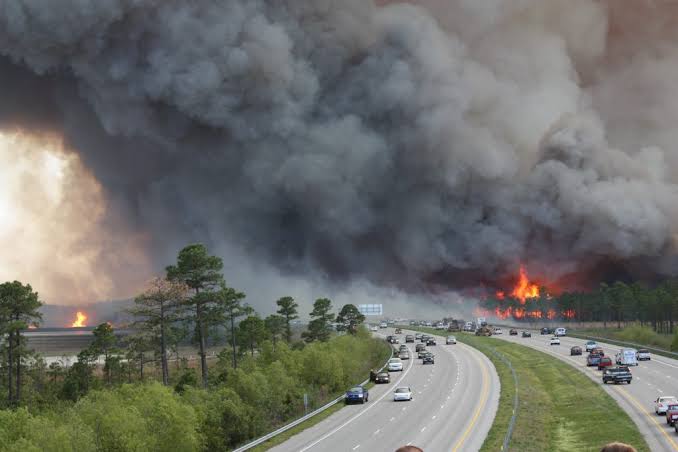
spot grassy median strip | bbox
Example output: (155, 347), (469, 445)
(407, 327), (649, 452)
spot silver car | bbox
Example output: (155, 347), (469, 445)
(446, 336), (457, 344)
(394, 386), (413, 401)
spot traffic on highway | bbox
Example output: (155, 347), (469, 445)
(271, 327), (499, 452)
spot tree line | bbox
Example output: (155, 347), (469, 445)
(481, 280), (678, 334)
(0, 243), (385, 450)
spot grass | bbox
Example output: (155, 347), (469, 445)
(406, 326), (650, 452)
(567, 325), (676, 353)
(250, 341), (392, 451)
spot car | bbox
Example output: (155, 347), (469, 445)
(370, 325), (378, 332)
(550, 337), (560, 345)
(602, 366), (632, 385)
(637, 349), (651, 361)
(597, 356), (613, 370)
(375, 372), (391, 384)
(399, 344), (408, 352)
(655, 396), (677, 414)
(422, 353), (435, 365)
(399, 351), (410, 360)
(446, 336), (457, 344)
(587, 353), (602, 367)
(426, 338), (437, 346)
(555, 327), (567, 336)
(521, 331), (531, 338)
(386, 335), (393, 343)
(394, 386), (413, 401)
(509, 329), (518, 335)
(541, 327), (549, 335)
(395, 328), (402, 334)
(570, 346), (582, 356)
(420, 335), (429, 343)
(405, 335), (415, 343)
(415, 343), (426, 352)
(387, 358), (403, 372)
(418, 349), (429, 359)
(345, 386), (369, 404)
(380, 322), (387, 329)
(591, 347), (604, 356)
(667, 404), (678, 426)
(585, 341), (597, 352)
(415, 333), (422, 340)
(493, 328), (503, 335)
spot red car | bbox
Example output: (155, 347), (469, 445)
(666, 404), (678, 426)
(597, 357), (613, 370)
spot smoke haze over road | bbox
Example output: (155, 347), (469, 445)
(2, 1), (678, 308)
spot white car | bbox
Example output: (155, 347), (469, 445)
(380, 322), (388, 328)
(394, 386), (413, 401)
(446, 336), (457, 344)
(655, 396), (677, 414)
(555, 327), (567, 336)
(585, 341), (597, 352)
(387, 358), (403, 372)
(637, 349), (651, 361)
(370, 325), (378, 332)
(494, 328), (503, 335)
(550, 337), (561, 345)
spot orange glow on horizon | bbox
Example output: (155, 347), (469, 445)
(71, 311), (87, 327)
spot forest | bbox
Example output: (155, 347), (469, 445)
(0, 244), (390, 451)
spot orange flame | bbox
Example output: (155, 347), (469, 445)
(71, 311), (87, 327)
(511, 266), (540, 303)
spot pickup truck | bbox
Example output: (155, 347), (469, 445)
(602, 367), (632, 385)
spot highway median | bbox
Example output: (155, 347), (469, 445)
(407, 327), (650, 452)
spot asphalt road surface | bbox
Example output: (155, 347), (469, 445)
(496, 330), (678, 452)
(271, 328), (500, 452)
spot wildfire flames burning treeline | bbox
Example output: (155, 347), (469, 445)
(71, 311), (87, 328)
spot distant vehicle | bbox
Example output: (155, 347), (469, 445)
(418, 349), (429, 359)
(345, 386), (369, 404)
(409, 320), (417, 326)
(555, 327), (567, 337)
(405, 335), (415, 343)
(421, 335), (430, 343)
(399, 344), (408, 351)
(476, 317), (487, 327)
(591, 347), (604, 356)
(655, 396), (677, 415)
(422, 353), (435, 365)
(521, 331), (531, 338)
(509, 329), (518, 336)
(570, 346), (582, 356)
(415, 343), (426, 352)
(475, 326), (492, 336)
(585, 341), (597, 352)
(615, 348), (638, 366)
(426, 338), (437, 346)
(540, 327), (549, 335)
(387, 358), (403, 372)
(415, 333), (422, 340)
(602, 366), (632, 385)
(637, 349), (651, 361)
(425, 322), (432, 327)
(435, 323), (445, 330)
(370, 325), (378, 332)
(667, 404), (678, 426)
(395, 328), (402, 334)
(587, 354), (602, 367)
(394, 386), (413, 401)
(387, 320), (395, 326)
(493, 328), (503, 335)
(380, 322), (388, 329)
(399, 351), (410, 360)
(597, 357), (613, 370)
(550, 337), (560, 345)
(446, 336), (457, 344)
(386, 335), (393, 343)
(375, 372), (390, 384)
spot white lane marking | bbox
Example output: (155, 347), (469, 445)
(421, 427), (427, 432)
(440, 404), (444, 409)
(402, 407), (407, 411)
(373, 429), (380, 435)
(390, 417), (395, 422)
(352, 445), (360, 450)
(298, 343), (416, 452)
(432, 415), (437, 420)
(654, 359), (678, 370)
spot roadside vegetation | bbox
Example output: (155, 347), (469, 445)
(410, 326), (650, 452)
(0, 243), (390, 451)
(567, 325), (677, 354)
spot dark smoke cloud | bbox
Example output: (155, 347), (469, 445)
(2, 0), (678, 308)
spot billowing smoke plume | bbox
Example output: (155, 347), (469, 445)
(1, 0), (678, 307)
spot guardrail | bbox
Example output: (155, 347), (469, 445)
(232, 347), (394, 452)
(484, 347), (519, 451)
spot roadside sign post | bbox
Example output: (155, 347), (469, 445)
(303, 393), (308, 415)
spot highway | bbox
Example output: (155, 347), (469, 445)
(495, 329), (678, 452)
(271, 328), (500, 452)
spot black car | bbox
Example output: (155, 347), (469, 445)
(602, 367), (632, 385)
(375, 372), (390, 384)
(386, 335), (393, 342)
(420, 335), (429, 343)
(418, 349), (428, 359)
(570, 346), (582, 356)
(345, 386), (369, 404)
(522, 331), (531, 337)
(540, 327), (549, 335)
(422, 353), (435, 365)
(426, 338), (437, 346)
(509, 329), (518, 335)
(405, 335), (415, 343)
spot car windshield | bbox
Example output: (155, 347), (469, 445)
(389, 358), (401, 363)
(349, 387), (363, 393)
(660, 397), (677, 403)
(669, 405), (678, 410)
(395, 388), (410, 393)
(638, 349), (649, 354)
(377, 373), (388, 377)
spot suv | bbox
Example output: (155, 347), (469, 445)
(637, 349), (651, 361)
(345, 386), (369, 404)
(405, 335), (415, 343)
(602, 366), (632, 385)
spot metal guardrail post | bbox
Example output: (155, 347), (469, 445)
(232, 346), (394, 452)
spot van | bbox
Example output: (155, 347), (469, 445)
(555, 327), (567, 337)
(615, 348), (638, 366)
